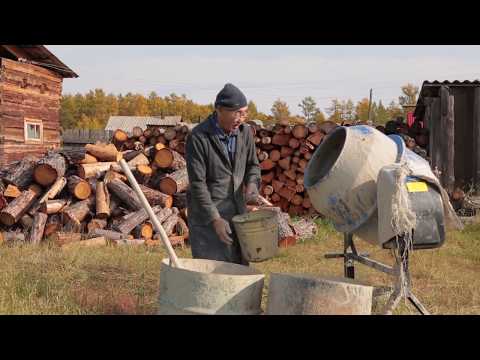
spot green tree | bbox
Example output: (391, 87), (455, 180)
(326, 99), (343, 122)
(298, 96), (318, 122)
(375, 100), (390, 124)
(271, 99), (291, 122)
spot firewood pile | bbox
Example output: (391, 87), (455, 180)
(0, 122), (320, 249)
(250, 119), (339, 217)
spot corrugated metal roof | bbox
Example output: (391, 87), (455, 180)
(105, 116), (183, 133)
(423, 80), (480, 86)
(0, 45), (78, 78)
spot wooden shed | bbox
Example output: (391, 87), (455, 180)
(414, 80), (480, 193)
(0, 45), (78, 166)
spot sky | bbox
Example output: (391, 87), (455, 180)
(47, 45), (480, 116)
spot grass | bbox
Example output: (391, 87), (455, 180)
(0, 219), (478, 315)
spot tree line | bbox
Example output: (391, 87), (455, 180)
(60, 84), (419, 129)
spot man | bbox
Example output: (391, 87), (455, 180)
(185, 83), (261, 265)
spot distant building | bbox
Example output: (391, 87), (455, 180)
(105, 115), (183, 134)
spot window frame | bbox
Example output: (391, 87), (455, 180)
(24, 118), (44, 144)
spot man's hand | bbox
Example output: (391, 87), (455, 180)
(245, 182), (260, 205)
(212, 217), (233, 245)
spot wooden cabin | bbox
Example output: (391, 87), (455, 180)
(414, 80), (480, 193)
(0, 45), (77, 165)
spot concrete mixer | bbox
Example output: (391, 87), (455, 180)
(304, 125), (461, 314)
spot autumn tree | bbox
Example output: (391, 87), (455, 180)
(271, 99), (291, 122)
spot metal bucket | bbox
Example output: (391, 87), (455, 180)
(304, 125), (398, 234)
(266, 273), (373, 315)
(232, 209), (279, 262)
(157, 258), (265, 315)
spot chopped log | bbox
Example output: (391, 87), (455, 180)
(78, 162), (117, 179)
(295, 184), (305, 193)
(261, 171), (275, 184)
(123, 139), (135, 150)
(286, 179), (297, 189)
(161, 214), (179, 237)
(269, 150), (281, 162)
(173, 192), (187, 209)
(164, 128), (177, 141)
(87, 218), (108, 233)
(90, 229), (133, 241)
(138, 184), (173, 208)
(296, 173), (304, 184)
(127, 153), (150, 167)
(113, 128), (129, 143)
(254, 137), (261, 145)
(132, 126), (144, 138)
(291, 218), (317, 239)
(278, 174), (288, 183)
(62, 237), (108, 250)
(292, 156), (300, 164)
(80, 153), (98, 164)
(263, 185), (274, 196)
(258, 151), (269, 162)
(85, 143), (122, 162)
(33, 152), (67, 187)
(0, 194), (6, 211)
(134, 164), (153, 184)
(62, 197), (94, 226)
(298, 159), (308, 170)
(290, 163), (299, 172)
(157, 135), (167, 145)
(133, 141), (144, 151)
(272, 134), (291, 146)
(134, 223), (154, 239)
(272, 179), (285, 193)
(103, 169), (127, 184)
(278, 157), (291, 171)
(289, 138), (300, 149)
(122, 150), (142, 162)
(307, 131), (324, 146)
(299, 141), (315, 155)
(28, 212), (48, 245)
(95, 181), (110, 219)
(158, 168), (188, 195)
(107, 178), (142, 211)
(261, 137), (272, 145)
(280, 146), (294, 158)
(67, 175), (92, 200)
(308, 122), (320, 133)
(278, 187), (296, 202)
(114, 205), (163, 234)
(146, 207), (174, 232)
(271, 193), (281, 202)
(0, 189), (39, 226)
(284, 169), (297, 181)
(318, 121), (338, 134)
(45, 176), (67, 200)
(4, 185), (21, 198)
(292, 194), (304, 206)
(260, 159), (276, 171)
(288, 205), (304, 216)
(29, 184), (43, 196)
(0, 231), (26, 244)
(173, 141), (186, 155)
(292, 125), (308, 139)
(154, 149), (186, 170)
(175, 217), (189, 240)
(261, 144), (275, 151)
(283, 126), (292, 135)
(20, 214), (34, 231)
(44, 214), (62, 237)
(40, 199), (68, 214)
(2, 155), (37, 189)
(52, 232), (82, 247)
(258, 129), (271, 138)
(302, 197), (312, 209)
(138, 136), (148, 144)
(56, 148), (87, 165)
(113, 239), (145, 246)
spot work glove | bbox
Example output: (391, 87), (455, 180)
(212, 217), (233, 245)
(245, 182), (260, 205)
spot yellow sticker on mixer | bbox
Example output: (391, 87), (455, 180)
(406, 181), (428, 192)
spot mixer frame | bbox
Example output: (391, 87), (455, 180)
(325, 233), (430, 315)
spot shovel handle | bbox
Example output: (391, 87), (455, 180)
(118, 159), (181, 268)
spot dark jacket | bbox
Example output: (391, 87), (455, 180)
(185, 113), (261, 226)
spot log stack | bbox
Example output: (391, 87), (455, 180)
(250, 120), (337, 217)
(0, 120), (322, 250)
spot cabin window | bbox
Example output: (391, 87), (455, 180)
(24, 119), (43, 143)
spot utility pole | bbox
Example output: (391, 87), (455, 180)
(368, 88), (373, 123)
